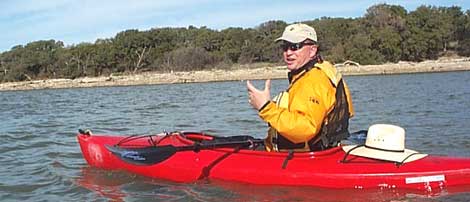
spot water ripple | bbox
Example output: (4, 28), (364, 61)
(1, 72), (470, 201)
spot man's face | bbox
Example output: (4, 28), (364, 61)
(281, 41), (317, 71)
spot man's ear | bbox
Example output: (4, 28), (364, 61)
(309, 45), (318, 58)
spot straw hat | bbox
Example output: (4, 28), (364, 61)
(342, 124), (427, 163)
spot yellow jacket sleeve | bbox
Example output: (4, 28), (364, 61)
(343, 81), (355, 117)
(259, 68), (336, 144)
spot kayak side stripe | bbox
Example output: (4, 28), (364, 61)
(405, 175), (445, 184)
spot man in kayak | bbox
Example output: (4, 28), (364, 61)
(247, 23), (354, 152)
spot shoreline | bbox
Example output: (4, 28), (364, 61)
(1, 57), (470, 91)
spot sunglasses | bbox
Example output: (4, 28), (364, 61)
(280, 42), (316, 52)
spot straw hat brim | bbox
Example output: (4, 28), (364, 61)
(342, 145), (428, 163)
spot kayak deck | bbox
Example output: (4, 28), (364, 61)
(77, 132), (470, 191)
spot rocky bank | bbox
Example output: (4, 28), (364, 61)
(1, 57), (469, 91)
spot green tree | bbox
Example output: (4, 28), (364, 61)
(193, 26), (223, 52)
(113, 29), (154, 73)
(402, 6), (450, 61)
(146, 27), (182, 71)
(309, 17), (361, 63)
(220, 27), (250, 63)
(344, 33), (385, 65)
(93, 38), (117, 76)
(21, 40), (64, 79)
(67, 43), (96, 78)
(438, 6), (464, 51)
(253, 20), (287, 63)
(0, 45), (27, 81)
(164, 46), (213, 71)
(364, 4), (407, 62)
(457, 10), (470, 56)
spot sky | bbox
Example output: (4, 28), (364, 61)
(1, 0), (469, 52)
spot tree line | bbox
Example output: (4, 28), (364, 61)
(1, 4), (469, 82)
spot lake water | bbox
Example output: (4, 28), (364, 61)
(1, 71), (470, 201)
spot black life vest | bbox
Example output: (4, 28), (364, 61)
(308, 78), (350, 150)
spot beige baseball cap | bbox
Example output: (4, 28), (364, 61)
(275, 23), (317, 43)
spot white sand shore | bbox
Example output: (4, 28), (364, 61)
(1, 57), (469, 91)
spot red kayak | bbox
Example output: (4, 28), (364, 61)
(77, 130), (470, 191)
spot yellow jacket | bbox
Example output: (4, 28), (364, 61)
(259, 61), (354, 152)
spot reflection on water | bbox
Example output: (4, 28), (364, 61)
(76, 167), (470, 202)
(1, 71), (470, 201)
